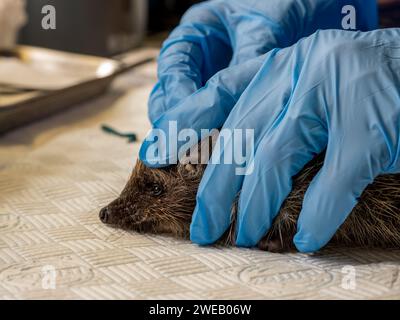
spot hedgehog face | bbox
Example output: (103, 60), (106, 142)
(99, 160), (204, 237)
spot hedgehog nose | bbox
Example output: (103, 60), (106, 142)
(99, 207), (109, 223)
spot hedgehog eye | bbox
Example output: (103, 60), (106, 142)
(151, 184), (163, 196)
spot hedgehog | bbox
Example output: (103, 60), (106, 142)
(99, 133), (400, 252)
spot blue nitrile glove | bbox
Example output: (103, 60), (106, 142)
(141, 0), (378, 165)
(188, 28), (400, 252)
(148, 0), (378, 124)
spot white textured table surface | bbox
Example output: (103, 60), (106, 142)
(0, 61), (399, 300)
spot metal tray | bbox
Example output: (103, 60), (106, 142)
(0, 46), (156, 134)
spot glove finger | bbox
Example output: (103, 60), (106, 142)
(235, 99), (327, 247)
(190, 46), (301, 245)
(294, 138), (388, 253)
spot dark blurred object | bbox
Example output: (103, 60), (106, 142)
(148, 0), (204, 33)
(19, 0), (147, 56)
(379, 0), (400, 27)
(149, 0), (400, 32)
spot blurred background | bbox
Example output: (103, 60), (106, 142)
(15, 0), (400, 57)
(18, 0), (204, 56)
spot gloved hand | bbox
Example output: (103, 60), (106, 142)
(141, 0), (378, 165)
(140, 0), (383, 252)
(148, 0), (378, 124)
(142, 27), (400, 252)
(189, 28), (400, 252)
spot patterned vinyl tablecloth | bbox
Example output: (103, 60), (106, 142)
(0, 61), (399, 300)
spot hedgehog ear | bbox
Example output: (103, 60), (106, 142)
(180, 129), (219, 166)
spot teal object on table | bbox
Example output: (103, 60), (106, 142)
(101, 124), (137, 143)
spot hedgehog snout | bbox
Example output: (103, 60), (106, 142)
(99, 206), (110, 223)
(99, 198), (140, 225)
